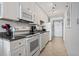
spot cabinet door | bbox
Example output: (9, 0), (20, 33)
(10, 38), (26, 51)
(11, 46), (25, 56)
(43, 33), (47, 45)
(41, 34), (45, 50)
(34, 4), (40, 25)
(0, 38), (3, 56)
(41, 32), (49, 49)
(45, 32), (49, 44)
(0, 3), (2, 18)
(3, 2), (20, 21)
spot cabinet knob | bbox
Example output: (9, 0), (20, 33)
(19, 42), (21, 45)
(19, 53), (21, 56)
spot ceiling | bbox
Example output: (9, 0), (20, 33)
(36, 2), (69, 18)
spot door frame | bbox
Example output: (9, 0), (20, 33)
(53, 20), (63, 38)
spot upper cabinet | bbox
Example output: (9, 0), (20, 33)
(20, 2), (43, 24)
(34, 3), (48, 25)
(34, 4), (39, 24)
(0, 2), (48, 24)
(0, 2), (20, 21)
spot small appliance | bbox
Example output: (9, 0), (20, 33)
(30, 25), (37, 34)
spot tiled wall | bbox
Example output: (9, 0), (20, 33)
(0, 19), (31, 32)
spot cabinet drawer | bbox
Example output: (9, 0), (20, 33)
(11, 46), (25, 56)
(10, 38), (26, 50)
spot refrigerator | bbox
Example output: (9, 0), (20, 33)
(44, 22), (52, 40)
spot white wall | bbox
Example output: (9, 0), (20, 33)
(64, 3), (79, 56)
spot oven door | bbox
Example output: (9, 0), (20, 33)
(27, 35), (40, 56)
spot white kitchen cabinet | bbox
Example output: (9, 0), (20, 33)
(10, 38), (26, 51)
(44, 32), (49, 44)
(34, 4), (39, 24)
(1, 38), (26, 56)
(40, 32), (49, 51)
(40, 33), (45, 51)
(0, 38), (3, 56)
(34, 4), (41, 25)
(0, 2), (20, 21)
(42, 32), (49, 47)
(11, 46), (25, 56)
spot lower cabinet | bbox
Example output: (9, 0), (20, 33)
(0, 38), (3, 56)
(40, 33), (45, 51)
(44, 32), (49, 45)
(10, 38), (26, 56)
(11, 46), (26, 56)
(2, 38), (26, 56)
(40, 32), (49, 51)
(0, 32), (49, 56)
(10, 39), (26, 51)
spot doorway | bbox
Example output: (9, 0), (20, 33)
(53, 20), (63, 38)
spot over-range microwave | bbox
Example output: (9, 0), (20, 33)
(19, 4), (33, 22)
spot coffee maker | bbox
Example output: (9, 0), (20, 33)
(30, 25), (37, 34)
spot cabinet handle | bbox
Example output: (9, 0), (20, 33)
(19, 53), (21, 56)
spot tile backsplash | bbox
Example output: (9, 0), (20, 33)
(0, 19), (31, 32)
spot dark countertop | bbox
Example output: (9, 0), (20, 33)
(36, 30), (49, 34)
(0, 32), (26, 41)
(0, 31), (48, 41)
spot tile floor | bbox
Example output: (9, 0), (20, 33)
(40, 37), (68, 56)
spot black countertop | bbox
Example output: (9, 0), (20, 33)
(0, 32), (26, 41)
(0, 31), (48, 41)
(36, 30), (47, 33)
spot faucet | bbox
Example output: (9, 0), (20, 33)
(11, 27), (15, 39)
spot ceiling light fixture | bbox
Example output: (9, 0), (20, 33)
(49, 2), (56, 16)
(50, 3), (56, 12)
